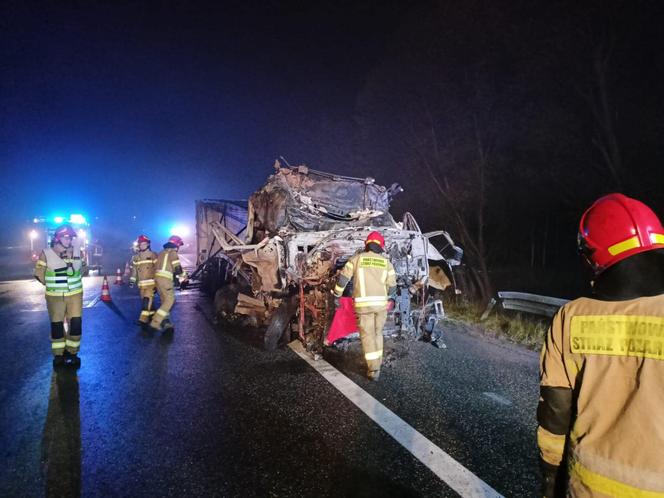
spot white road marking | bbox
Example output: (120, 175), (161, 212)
(25, 294), (100, 311)
(3, 276), (104, 311)
(482, 392), (512, 406)
(84, 295), (101, 308)
(289, 340), (504, 498)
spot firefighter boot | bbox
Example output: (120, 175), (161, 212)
(69, 355), (81, 369)
(149, 317), (170, 333)
(137, 296), (153, 327)
(63, 351), (81, 369)
(367, 369), (381, 381)
(52, 355), (66, 368)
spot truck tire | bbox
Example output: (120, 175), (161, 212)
(264, 298), (296, 351)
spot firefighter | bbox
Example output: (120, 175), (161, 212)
(34, 225), (85, 368)
(149, 235), (187, 332)
(538, 193), (664, 497)
(129, 234), (158, 326)
(333, 231), (396, 380)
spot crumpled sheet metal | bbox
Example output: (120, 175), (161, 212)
(241, 242), (281, 292)
(428, 265), (452, 291)
(196, 199), (249, 264)
(248, 165), (395, 236)
(234, 293), (267, 319)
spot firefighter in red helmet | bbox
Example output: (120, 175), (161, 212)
(149, 235), (188, 332)
(129, 235), (158, 327)
(333, 231), (397, 380)
(538, 193), (664, 497)
(34, 225), (86, 368)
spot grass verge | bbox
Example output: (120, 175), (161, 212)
(445, 298), (549, 350)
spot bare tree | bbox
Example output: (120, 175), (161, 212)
(398, 86), (496, 301)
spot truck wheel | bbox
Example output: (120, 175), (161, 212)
(264, 298), (296, 351)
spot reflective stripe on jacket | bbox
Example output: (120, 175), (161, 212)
(42, 247), (83, 296)
(155, 248), (181, 279)
(334, 251), (396, 310)
(130, 250), (158, 285)
(538, 295), (664, 496)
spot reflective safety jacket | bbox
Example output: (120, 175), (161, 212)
(154, 248), (183, 281)
(34, 244), (84, 296)
(334, 251), (396, 311)
(538, 295), (664, 497)
(130, 250), (158, 287)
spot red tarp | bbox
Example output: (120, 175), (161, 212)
(324, 297), (358, 345)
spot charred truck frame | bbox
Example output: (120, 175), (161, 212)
(193, 161), (462, 352)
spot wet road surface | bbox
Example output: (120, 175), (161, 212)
(0, 276), (540, 497)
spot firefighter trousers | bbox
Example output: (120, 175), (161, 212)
(355, 308), (387, 373)
(150, 277), (175, 330)
(138, 284), (155, 323)
(46, 293), (83, 356)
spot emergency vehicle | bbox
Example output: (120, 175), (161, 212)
(30, 214), (103, 275)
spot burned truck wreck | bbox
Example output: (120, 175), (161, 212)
(193, 161), (462, 352)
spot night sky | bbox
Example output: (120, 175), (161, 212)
(3, 1), (664, 296)
(1, 1), (409, 244)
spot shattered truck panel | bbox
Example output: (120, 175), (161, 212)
(195, 200), (249, 265)
(247, 165), (397, 238)
(241, 241), (283, 292)
(195, 161), (462, 352)
(193, 200), (250, 294)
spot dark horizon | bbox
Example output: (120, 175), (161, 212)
(3, 0), (664, 298)
(2, 1), (410, 246)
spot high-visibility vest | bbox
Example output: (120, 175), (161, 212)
(43, 247), (83, 296)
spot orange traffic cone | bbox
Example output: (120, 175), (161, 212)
(101, 276), (112, 302)
(123, 262), (131, 278)
(114, 268), (123, 285)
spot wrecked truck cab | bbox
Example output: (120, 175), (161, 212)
(193, 161), (462, 353)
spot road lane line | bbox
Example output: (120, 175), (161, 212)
(84, 295), (101, 308)
(289, 340), (504, 498)
(482, 392), (512, 406)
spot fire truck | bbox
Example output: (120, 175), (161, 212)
(29, 214), (103, 275)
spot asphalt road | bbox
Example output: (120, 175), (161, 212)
(0, 275), (541, 497)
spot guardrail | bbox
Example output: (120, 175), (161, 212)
(481, 291), (570, 320)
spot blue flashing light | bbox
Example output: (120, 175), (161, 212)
(170, 225), (191, 237)
(69, 214), (87, 225)
(54, 216), (64, 224)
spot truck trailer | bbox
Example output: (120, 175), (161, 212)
(192, 161), (462, 353)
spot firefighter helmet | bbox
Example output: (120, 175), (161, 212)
(365, 231), (385, 249)
(578, 193), (664, 275)
(136, 234), (150, 244)
(53, 225), (77, 243)
(168, 235), (184, 247)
